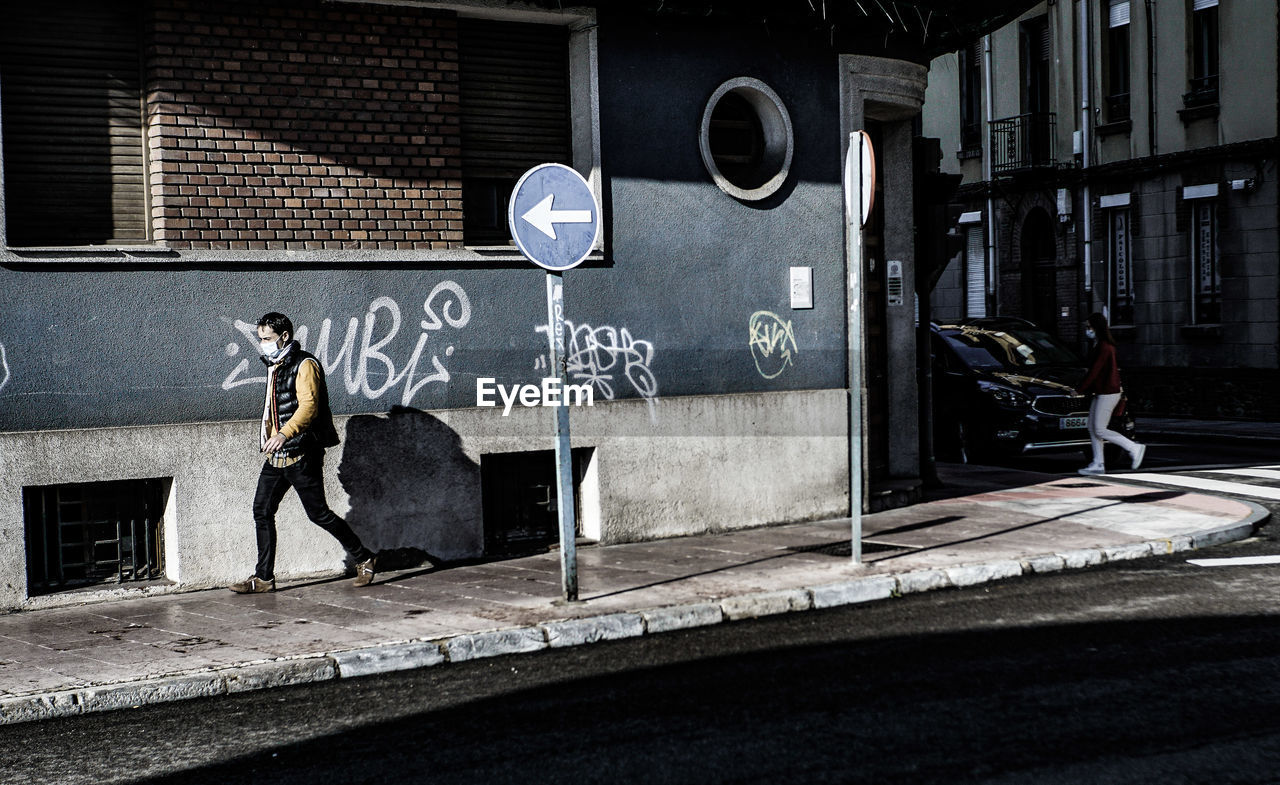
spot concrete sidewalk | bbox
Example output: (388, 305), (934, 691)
(0, 465), (1267, 726)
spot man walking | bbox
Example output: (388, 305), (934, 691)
(229, 312), (376, 593)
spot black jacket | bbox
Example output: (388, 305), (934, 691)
(263, 343), (341, 456)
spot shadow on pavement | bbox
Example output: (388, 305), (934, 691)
(924, 461), (1063, 503)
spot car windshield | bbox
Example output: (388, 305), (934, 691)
(941, 325), (1079, 371)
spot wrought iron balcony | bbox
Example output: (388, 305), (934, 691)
(990, 112), (1057, 175)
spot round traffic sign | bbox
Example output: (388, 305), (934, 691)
(508, 163), (600, 271)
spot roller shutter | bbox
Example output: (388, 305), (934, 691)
(965, 226), (987, 318)
(459, 19), (570, 245)
(0, 2), (147, 246)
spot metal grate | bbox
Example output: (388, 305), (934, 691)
(480, 449), (589, 557)
(24, 478), (167, 594)
(1032, 395), (1089, 417)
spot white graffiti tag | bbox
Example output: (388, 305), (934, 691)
(535, 321), (657, 403)
(221, 281), (472, 407)
(749, 310), (798, 379)
(0, 341), (9, 393)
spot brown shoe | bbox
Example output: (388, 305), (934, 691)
(353, 557), (376, 587)
(228, 575), (275, 594)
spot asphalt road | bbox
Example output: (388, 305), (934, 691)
(7, 521), (1280, 783)
(5, 435), (1279, 785)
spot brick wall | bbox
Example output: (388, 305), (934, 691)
(146, 0), (462, 250)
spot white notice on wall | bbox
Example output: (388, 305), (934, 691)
(790, 266), (813, 309)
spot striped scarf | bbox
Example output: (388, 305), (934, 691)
(260, 343), (300, 467)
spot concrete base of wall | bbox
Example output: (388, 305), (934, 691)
(0, 388), (851, 610)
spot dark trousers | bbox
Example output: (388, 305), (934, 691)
(252, 449), (372, 580)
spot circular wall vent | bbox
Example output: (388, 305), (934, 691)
(699, 77), (794, 201)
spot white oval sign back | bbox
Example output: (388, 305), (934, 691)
(843, 130), (876, 227)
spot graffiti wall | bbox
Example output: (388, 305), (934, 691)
(0, 18), (847, 435)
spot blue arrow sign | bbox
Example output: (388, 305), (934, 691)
(508, 163), (600, 271)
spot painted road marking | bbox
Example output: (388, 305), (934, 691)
(1206, 468), (1280, 481)
(1106, 472), (1280, 501)
(1188, 555), (1280, 567)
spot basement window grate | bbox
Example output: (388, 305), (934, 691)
(481, 449), (591, 557)
(24, 478), (168, 595)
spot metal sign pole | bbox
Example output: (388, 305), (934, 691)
(545, 270), (579, 602)
(510, 163), (597, 603)
(845, 131), (872, 566)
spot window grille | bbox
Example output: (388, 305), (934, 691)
(24, 478), (167, 595)
(480, 449), (588, 557)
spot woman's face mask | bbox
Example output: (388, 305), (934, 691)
(1085, 328), (1097, 340)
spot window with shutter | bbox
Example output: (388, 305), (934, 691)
(459, 19), (571, 246)
(0, 2), (148, 247)
(1021, 17), (1051, 115)
(1105, 0), (1131, 121)
(1019, 17), (1052, 165)
(958, 42), (982, 153)
(1188, 0), (1219, 105)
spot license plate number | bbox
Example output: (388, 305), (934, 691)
(1060, 416), (1088, 430)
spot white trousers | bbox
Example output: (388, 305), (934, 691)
(1088, 392), (1138, 467)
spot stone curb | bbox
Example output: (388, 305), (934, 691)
(0, 502), (1265, 727)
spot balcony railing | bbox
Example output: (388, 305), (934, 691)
(1183, 75), (1219, 107)
(990, 112), (1057, 174)
(1105, 93), (1130, 122)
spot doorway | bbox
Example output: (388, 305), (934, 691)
(861, 121), (890, 487)
(1020, 207), (1058, 332)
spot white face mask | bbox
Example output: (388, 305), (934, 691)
(259, 338), (282, 357)
(1085, 328), (1097, 340)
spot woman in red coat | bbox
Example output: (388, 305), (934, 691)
(1076, 312), (1146, 475)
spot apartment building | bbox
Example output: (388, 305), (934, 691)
(922, 0), (1279, 419)
(0, 0), (1035, 609)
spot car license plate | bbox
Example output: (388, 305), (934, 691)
(1060, 416), (1088, 430)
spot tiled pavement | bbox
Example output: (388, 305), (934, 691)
(0, 465), (1267, 725)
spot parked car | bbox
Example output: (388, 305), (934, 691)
(930, 317), (1137, 462)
